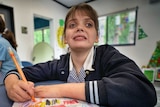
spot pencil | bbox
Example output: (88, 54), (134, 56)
(8, 47), (36, 102)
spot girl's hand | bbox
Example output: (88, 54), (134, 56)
(34, 85), (62, 98)
(5, 74), (35, 102)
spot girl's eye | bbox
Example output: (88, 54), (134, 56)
(68, 22), (77, 29)
(86, 22), (93, 28)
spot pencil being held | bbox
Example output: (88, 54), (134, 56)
(8, 47), (36, 102)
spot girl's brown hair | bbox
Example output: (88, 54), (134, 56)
(0, 15), (5, 33)
(64, 3), (99, 36)
(0, 16), (18, 50)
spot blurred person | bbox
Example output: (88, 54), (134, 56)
(0, 16), (22, 84)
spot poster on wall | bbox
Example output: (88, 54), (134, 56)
(0, 4), (15, 35)
(57, 19), (66, 48)
(98, 7), (138, 46)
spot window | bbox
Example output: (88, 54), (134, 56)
(34, 28), (50, 45)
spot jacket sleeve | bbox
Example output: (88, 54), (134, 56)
(22, 60), (60, 82)
(85, 45), (157, 107)
(4, 59), (60, 82)
(4, 53), (70, 83)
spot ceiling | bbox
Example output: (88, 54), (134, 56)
(53, 0), (95, 8)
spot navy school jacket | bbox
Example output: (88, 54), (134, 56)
(6, 44), (157, 107)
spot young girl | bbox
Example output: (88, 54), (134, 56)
(4, 3), (157, 107)
(0, 16), (22, 84)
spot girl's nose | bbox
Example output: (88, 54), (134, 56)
(77, 28), (84, 32)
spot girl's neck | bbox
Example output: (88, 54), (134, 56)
(70, 49), (90, 73)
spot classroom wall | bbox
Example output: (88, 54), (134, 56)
(0, 0), (160, 68)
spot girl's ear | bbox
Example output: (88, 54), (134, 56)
(95, 35), (99, 43)
(64, 37), (67, 44)
(64, 40), (67, 44)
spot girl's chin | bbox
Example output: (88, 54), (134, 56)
(71, 45), (92, 50)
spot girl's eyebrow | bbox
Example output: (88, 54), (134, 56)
(84, 18), (93, 22)
(68, 17), (92, 22)
(68, 18), (76, 22)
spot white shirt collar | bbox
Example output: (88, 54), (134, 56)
(69, 47), (94, 71)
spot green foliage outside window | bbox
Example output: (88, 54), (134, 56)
(34, 28), (50, 45)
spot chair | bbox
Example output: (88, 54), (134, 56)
(22, 61), (33, 67)
(32, 42), (54, 64)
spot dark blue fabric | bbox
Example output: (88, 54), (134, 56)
(7, 44), (157, 107)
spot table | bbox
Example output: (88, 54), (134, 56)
(0, 84), (13, 107)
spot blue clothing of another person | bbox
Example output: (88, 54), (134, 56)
(0, 34), (22, 84)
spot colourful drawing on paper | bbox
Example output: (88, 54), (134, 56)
(12, 98), (99, 107)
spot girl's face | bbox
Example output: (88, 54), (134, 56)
(64, 11), (98, 52)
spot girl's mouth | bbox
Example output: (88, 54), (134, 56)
(73, 35), (87, 41)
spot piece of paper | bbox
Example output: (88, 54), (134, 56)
(12, 98), (99, 107)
